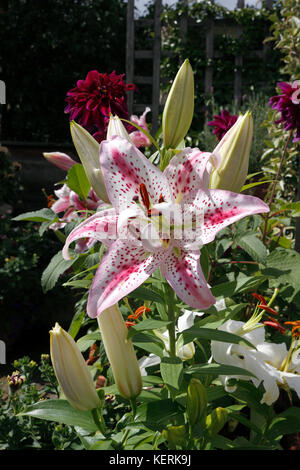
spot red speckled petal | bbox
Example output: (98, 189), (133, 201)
(87, 239), (169, 317)
(161, 248), (215, 310)
(181, 189), (269, 248)
(100, 136), (172, 210)
(62, 208), (118, 259)
(163, 148), (212, 203)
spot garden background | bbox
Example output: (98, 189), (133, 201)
(0, 0), (300, 451)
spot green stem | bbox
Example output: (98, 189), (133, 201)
(164, 283), (176, 358)
(262, 130), (294, 243)
(91, 407), (106, 435)
(129, 397), (137, 420)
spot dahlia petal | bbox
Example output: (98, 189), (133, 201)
(62, 208), (118, 259)
(160, 248), (215, 310)
(164, 148), (212, 203)
(87, 240), (168, 317)
(99, 136), (172, 210)
(181, 189), (269, 247)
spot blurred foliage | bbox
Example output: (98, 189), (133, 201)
(0, 354), (80, 450)
(0, 150), (75, 354)
(160, 0), (282, 133)
(266, 0), (300, 80)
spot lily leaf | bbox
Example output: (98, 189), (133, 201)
(19, 399), (98, 432)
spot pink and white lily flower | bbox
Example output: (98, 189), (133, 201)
(62, 136), (269, 318)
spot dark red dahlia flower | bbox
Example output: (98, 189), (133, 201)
(207, 109), (238, 141)
(65, 70), (136, 141)
(269, 81), (300, 142)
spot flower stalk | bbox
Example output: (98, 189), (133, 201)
(262, 129), (294, 243)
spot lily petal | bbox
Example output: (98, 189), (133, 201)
(164, 148), (212, 203)
(62, 208), (118, 259)
(88, 239), (169, 317)
(99, 136), (172, 210)
(161, 247), (215, 310)
(182, 189), (269, 247)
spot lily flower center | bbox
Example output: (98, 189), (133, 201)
(117, 184), (184, 252)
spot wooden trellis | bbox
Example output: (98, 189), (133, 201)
(126, 0), (274, 129)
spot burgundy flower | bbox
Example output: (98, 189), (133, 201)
(207, 109), (238, 141)
(269, 81), (300, 142)
(65, 70), (136, 141)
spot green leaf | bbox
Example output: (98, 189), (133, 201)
(89, 440), (115, 450)
(237, 234), (267, 264)
(67, 163), (91, 200)
(77, 332), (101, 352)
(127, 319), (171, 339)
(267, 407), (300, 441)
(132, 332), (165, 357)
(68, 310), (86, 339)
(41, 250), (77, 292)
(181, 327), (256, 349)
(241, 180), (273, 192)
(160, 357), (183, 390)
(13, 208), (57, 222)
(19, 400), (98, 432)
(211, 280), (237, 298)
(127, 286), (164, 304)
(265, 247), (300, 290)
(185, 363), (256, 378)
(134, 399), (184, 431)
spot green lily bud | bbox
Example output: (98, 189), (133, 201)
(186, 378), (207, 428)
(106, 114), (134, 143)
(70, 121), (109, 203)
(97, 304), (142, 399)
(162, 59), (194, 149)
(50, 323), (101, 411)
(205, 407), (228, 437)
(209, 111), (253, 193)
(163, 425), (187, 448)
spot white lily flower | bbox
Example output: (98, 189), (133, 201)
(211, 319), (300, 405)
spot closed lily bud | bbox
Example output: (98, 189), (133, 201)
(163, 425), (187, 447)
(209, 111), (253, 193)
(162, 59), (194, 149)
(50, 323), (101, 411)
(70, 121), (110, 203)
(205, 407), (228, 437)
(186, 378), (207, 428)
(106, 114), (134, 143)
(97, 304), (142, 399)
(43, 152), (76, 171)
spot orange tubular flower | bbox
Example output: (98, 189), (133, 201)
(134, 306), (151, 320)
(125, 321), (136, 329)
(284, 321), (300, 337)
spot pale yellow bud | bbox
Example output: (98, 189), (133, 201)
(106, 115), (134, 143)
(70, 121), (109, 203)
(97, 304), (142, 399)
(205, 407), (228, 437)
(50, 323), (101, 411)
(186, 378), (207, 428)
(162, 59), (194, 149)
(209, 111), (253, 193)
